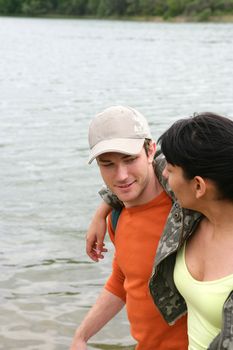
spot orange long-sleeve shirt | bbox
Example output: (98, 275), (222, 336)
(105, 191), (188, 350)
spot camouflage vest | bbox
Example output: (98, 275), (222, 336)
(99, 150), (233, 350)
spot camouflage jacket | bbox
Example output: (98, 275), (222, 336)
(99, 150), (233, 350)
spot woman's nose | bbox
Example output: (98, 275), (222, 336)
(162, 166), (168, 179)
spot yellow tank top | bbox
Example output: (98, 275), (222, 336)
(174, 242), (233, 350)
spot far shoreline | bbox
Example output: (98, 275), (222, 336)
(1, 13), (233, 23)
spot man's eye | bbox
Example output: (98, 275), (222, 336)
(125, 157), (136, 163)
(102, 163), (113, 167)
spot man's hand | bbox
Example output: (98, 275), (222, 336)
(69, 338), (87, 350)
(69, 289), (125, 350)
(86, 230), (107, 262)
(86, 202), (111, 262)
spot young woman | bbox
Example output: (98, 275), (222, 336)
(152, 112), (233, 350)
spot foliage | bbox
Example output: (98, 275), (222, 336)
(197, 8), (212, 21)
(21, 0), (53, 15)
(0, 0), (233, 18)
(0, 0), (21, 14)
(57, 0), (87, 15)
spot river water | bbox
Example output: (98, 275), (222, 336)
(0, 16), (233, 350)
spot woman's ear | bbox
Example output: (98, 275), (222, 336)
(148, 141), (156, 163)
(193, 176), (207, 199)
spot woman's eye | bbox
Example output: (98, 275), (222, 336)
(166, 164), (172, 173)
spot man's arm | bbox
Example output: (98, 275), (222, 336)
(70, 288), (125, 350)
(86, 184), (124, 262)
(86, 201), (112, 261)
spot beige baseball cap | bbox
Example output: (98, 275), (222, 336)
(88, 105), (152, 164)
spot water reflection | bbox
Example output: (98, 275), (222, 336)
(90, 344), (135, 350)
(24, 258), (93, 268)
(0, 16), (232, 350)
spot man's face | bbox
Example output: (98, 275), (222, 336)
(97, 146), (155, 207)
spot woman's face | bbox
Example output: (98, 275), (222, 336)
(162, 163), (196, 209)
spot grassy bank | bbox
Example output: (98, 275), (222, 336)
(1, 13), (233, 23)
(114, 14), (233, 22)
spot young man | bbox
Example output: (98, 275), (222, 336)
(70, 106), (187, 350)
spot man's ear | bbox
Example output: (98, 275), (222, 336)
(193, 176), (207, 199)
(148, 141), (156, 163)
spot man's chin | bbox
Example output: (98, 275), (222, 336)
(113, 185), (138, 203)
(116, 193), (135, 204)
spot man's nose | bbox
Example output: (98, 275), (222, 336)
(116, 164), (128, 181)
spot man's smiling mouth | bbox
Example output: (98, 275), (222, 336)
(117, 181), (136, 189)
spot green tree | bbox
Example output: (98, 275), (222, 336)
(138, 0), (169, 16)
(153, 0), (168, 16)
(0, 0), (232, 19)
(97, 0), (111, 16)
(197, 7), (212, 20)
(86, 0), (100, 15)
(21, 0), (53, 15)
(126, 0), (141, 15)
(165, 0), (189, 17)
(57, 0), (87, 15)
(213, 0), (233, 12)
(0, 0), (22, 14)
(97, 0), (127, 16)
(139, 0), (155, 15)
(113, 0), (127, 15)
(184, 0), (214, 16)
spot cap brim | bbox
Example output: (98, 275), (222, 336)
(88, 138), (145, 164)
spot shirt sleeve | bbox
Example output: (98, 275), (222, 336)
(98, 186), (124, 210)
(104, 213), (126, 302)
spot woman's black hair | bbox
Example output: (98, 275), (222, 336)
(158, 112), (233, 200)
